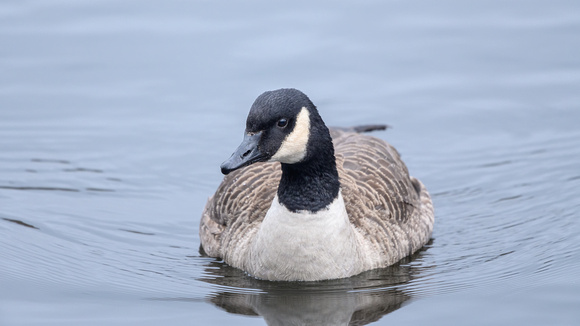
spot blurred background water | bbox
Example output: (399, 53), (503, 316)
(1, 0), (579, 325)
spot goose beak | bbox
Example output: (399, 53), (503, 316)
(220, 131), (266, 175)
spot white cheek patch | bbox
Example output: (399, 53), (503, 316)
(270, 107), (310, 164)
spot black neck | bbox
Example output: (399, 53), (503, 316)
(277, 137), (340, 213)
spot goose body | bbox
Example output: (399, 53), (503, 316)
(200, 89), (434, 281)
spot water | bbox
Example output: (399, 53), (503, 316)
(1, 0), (580, 325)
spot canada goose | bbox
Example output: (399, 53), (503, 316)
(200, 88), (434, 281)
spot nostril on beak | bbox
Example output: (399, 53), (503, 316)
(241, 149), (251, 159)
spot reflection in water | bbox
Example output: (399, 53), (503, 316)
(198, 243), (432, 325)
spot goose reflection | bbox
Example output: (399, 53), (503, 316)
(199, 242), (432, 326)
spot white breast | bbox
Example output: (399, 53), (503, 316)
(244, 191), (366, 281)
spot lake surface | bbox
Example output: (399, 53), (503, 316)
(1, 0), (580, 325)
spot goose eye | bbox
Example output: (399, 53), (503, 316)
(277, 118), (288, 128)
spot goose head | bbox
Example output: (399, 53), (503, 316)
(221, 88), (330, 175)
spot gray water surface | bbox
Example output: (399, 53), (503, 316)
(1, 1), (580, 325)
